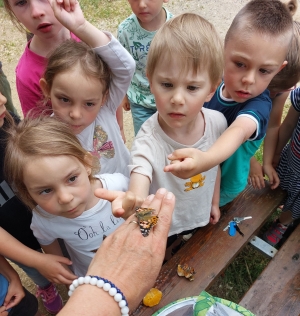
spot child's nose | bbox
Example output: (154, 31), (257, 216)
(139, 0), (147, 8)
(70, 107), (82, 120)
(30, 0), (45, 18)
(58, 190), (73, 205)
(242, 70), (255, 85)
(171, 89), (184, 105)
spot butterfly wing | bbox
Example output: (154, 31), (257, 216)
(135, 207), (158, 237)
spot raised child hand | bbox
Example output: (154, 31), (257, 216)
(48, 0), (85, 33)
(94, 188), (144, 219)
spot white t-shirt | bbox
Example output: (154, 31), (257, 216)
(31, 173), (129, 276)
(77, 33), (135, 177)
(129, 109), (227, 235)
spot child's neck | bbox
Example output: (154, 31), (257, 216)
(139, 8), (166, 32)
(158, 111), (205, 146)
(84, 178), (103, 211)
(29, 27), (72, 58)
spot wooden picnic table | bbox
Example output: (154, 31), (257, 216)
(132, 184), (286, 316)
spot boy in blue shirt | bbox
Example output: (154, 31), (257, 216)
(164, 0), (293, 206)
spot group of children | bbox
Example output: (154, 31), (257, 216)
(1, 0), (300, 314)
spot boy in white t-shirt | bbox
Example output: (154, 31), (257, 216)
(102, 14), (227, 250)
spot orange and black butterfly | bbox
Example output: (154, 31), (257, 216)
(135, 207), (158, 237)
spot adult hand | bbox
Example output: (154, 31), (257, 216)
(58, 188), (175, 315)
(88, 188), (175, 309)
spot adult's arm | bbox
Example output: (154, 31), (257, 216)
(58, 188), (175, 315)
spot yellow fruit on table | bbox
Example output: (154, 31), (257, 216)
(143, 288), (163, 307)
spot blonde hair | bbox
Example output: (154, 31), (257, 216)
(268, 20), (300, 92)
(147, 13), (224, 86)
(4, 115), (100, 210)
(43, 40), (111, 101)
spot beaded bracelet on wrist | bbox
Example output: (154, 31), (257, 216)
(68, 275), (129, 316)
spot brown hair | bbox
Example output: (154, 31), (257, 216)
(4, 115), (100, 210)
(147, 13), (224, 86)
(3, 0), (25, 32)
(268, 20), (300, 92)
(43, 40), (111, 98)
(225, 0), (293, 47)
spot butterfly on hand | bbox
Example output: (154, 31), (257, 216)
(135, 207), (159, 237)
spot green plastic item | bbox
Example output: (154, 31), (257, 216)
(152, 291), (255, 316)
(194, 291), (255, 316)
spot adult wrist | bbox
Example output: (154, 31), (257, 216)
(69, 276), (129, 316)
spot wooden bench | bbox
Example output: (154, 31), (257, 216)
(239, 223), (300, 316)
(132, 184), (286, 316)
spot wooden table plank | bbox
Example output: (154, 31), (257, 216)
(132, 184), (286, 316)
(239, 224), (300, 316)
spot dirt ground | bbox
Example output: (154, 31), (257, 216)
(0, 0), (298, 314)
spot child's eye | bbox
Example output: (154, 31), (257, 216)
(40, 188), (52, 195)
(259, 68), (271, 75)
(187, 86), (199, 91)
(15, 0), (27, 6)
(60, 97), (70, 103)
(69, 176), (77, 183)
(235, 62), (244, 68)
(85, 102), (95, 107)
(161, 83), (173, 88)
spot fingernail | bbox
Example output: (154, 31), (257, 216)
(158, 188), (166, 195)
(165, 192), (173, 200)
(146, 194), (154, 201)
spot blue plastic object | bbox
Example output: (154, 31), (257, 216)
(229, 221), (236, 237)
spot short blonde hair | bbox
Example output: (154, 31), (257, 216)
(4, 116), (100, 210)
(147, 13), (224, 86)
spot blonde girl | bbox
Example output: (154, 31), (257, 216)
(38, 0), (134, 176)
(4, 115), (128, 276)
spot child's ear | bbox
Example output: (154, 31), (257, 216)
(147, 73), (153, 93)
(205, 85), (217, 102)
(101, 90), (109, 106)
(277, 60), (288, 74)
(39, 78), (50, 98)
(84, 152), (93, 175)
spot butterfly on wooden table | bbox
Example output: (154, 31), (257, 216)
(135, 207), (159, 237)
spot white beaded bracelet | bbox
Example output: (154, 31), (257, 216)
(68, 275), (129, 316)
